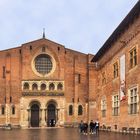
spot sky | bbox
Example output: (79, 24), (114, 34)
(0, 0), (138, 54)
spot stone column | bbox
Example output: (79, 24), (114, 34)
(5, 104), (10, 125)
(56, 108), (60, 126)
(5, 54), (11, 125)
(29, 82), (32, 91)
(54, 82), (57, 91)
(38, 82), (41, 91)
(74, 74), (79, 123)
(57, 108), (61, 125)
(46, 108), (48, 126)
(41, 108), (46, 127)
(27, 109), (31, 128)
(85, 103), (88, 122)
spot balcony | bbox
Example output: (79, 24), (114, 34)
(21, 80), (64, 96)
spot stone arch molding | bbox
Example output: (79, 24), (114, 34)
(29, 100), (41, 108)
(46, 99), (58, 108)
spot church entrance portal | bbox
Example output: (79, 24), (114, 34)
(31, 104), (40, 127)
(47, 103), (56, 127)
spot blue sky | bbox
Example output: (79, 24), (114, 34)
(0, 0), (138, 54)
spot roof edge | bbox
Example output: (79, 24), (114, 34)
(92, 0), (140, 62)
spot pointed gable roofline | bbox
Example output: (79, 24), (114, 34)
(22, 38), (64, 47)
(92, 0), (140, 62)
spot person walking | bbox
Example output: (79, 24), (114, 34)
(89, 120), (94, 134)
(79, 120), (84, 133)
(95, 120), (99, 135)
(83, 122), (88, 135)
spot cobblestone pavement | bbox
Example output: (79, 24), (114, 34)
(0, 128), (140, 140)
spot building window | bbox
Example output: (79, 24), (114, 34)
(11, 106), (15, 115)
(23, 82), (29, 90)
(3, 66), (6, 78)
(102, 72), (106, 85)
(113, 62), (118, 78)
(57, 83), (63, 90)
(101, 97), (107, 117)
(69, 105), (73, 116)
(112, 95), (119, 116)
(41, 83), (46, 90)
(49, 83), (55, 90)
(19, 49), (22, 54)
(128, 87), (139, 114)
(58, 47), (60, 51)
(75, 74), (81, 84)
(34, 54), (53, 75)
(10, 96), (12, 103)
(1, 106), (5, 115)
(78, 105), (83, 116)
(78, 74), (81, 83)
(42, 47), (46, 52)
(32, 83), (38, 90)
(72, 98), (74, 103)
(130, 47), (137, 69)
(30, 45), (32, 50)
(4, 96), (6, 103)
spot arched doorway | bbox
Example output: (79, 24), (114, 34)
(31, 103), (40, 127)
(47, 101), (57, 127)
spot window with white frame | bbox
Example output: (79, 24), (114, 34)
(112, 95), (119, 116)
(128, 87), (139, 114)
(101, 97), (107, 117)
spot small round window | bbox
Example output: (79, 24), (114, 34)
(34, 54), (53, 75)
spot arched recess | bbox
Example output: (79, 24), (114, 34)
(29, 101), (41, 127)
(49, 83), (55, 90)
(57, 83), (63, 90)
(78, 105), (83, 116)
(23, 82), (29, 90)
(40, 83), (46, 90)
(46, 100), (58, 127)
(32, 83), (38, 91)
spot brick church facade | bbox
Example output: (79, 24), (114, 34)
(0, 37), (94, 128)
(0, 1), (140, 131)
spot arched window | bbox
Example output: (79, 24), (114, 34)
(69, 105), (73, 116)
(57, 83), (63, 90)
(41, 83), (46, 90)
(32, 83), (38, 91)
(49, 83), (55, 90)
(78, 105), (83, 115)
(23, 82), (29, 90)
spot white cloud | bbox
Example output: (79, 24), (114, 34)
(0, 0), (138, 53)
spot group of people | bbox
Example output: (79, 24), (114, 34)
(79, 120), (99, 135)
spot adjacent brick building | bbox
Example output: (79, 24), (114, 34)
(0, 0), (140, 131)
(91, 1), (140, 132)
